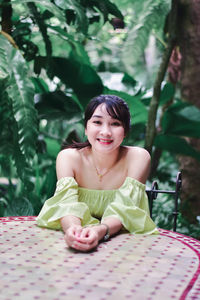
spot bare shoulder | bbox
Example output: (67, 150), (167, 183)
(126, 146), (151, 162)
(125, 146), (151, 183)
(56, 148), (82, 179)
(56, 148), (81, 161)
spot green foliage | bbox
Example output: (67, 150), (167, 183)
(35, 91), (83, 120)
(2, 182), (35, 216)
(44, 138), (60, 158)
(162, 101), (200, 138)
(153, 190), (200, 240)
(121, 0), (171, 87)
(55, 0), (89, 34)
(155, 135), (200, 162)
(34, 55), (104, 107)
(154, 100), (200, 163)
(0, 34), (38, 191)
(159, 82), (175, 105)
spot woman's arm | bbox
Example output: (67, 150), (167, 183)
(56, 150), (85, 247)
(60, 215), (81, 232)
(100, 216), (122, 238)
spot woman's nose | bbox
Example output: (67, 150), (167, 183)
(100, 124), (111, 136)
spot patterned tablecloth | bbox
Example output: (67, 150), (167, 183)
(0, 216), (200, 300)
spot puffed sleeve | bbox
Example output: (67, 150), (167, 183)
(36, 177), (99, 230)
(101, 177), (159, 235)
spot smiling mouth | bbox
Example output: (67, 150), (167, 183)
(97, 138), (113, 144)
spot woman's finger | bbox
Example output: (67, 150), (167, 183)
(78, 228), (98, 244)
(74, 226), (83, 238)
(64, 225), (83, 246)
(80, 227), (90, 238)
(72, 239), (98, 252)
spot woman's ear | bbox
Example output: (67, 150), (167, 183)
(85, 128), (87, 136)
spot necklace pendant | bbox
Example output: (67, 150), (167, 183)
(98, 174), (102, 181)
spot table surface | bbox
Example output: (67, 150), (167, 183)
(0, 216), (200, 300)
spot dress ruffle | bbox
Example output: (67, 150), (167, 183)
(36, 177), (158, 235)
(36, 177), (99, 229)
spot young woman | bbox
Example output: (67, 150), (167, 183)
(36, 94), (158, 252)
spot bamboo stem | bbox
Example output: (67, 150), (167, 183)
(144, 0), (178, 154)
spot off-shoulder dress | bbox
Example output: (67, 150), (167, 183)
(36, 176), (158, 235)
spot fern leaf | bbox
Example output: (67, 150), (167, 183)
(121, 0), (171, 87)
(0, 84), (15, 155)
(0, 34), (38, 190)
(9, 49), (38, 159)
(0, 43), (9, 80)
(0, 36), (15, 155)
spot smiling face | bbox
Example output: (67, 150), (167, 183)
(85, 104), (125, 153)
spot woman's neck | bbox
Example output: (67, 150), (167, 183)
(90, 147), (121, 172)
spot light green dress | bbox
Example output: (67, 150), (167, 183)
(36, 176), (158, 235)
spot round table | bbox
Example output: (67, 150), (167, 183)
(0, 216), (200, 300)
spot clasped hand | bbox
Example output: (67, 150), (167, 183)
(64, 225), (99, 252)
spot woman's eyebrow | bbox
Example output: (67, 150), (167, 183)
(91, 115), (102, 118)
(92, 114), (120, 121)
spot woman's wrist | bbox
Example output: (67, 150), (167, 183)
(100, 223), (110, 241)
(92, 223), (110, 241)
(60, 215), (81, 233)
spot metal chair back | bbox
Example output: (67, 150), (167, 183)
(146, 172), (182, 232)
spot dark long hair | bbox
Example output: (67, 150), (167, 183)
(62, 94), (131, 150)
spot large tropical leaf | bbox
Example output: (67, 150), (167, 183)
(162, 101), (200, 138)
(34, 55), (104, 107)
(159, 82), (175, 105)
(44, 137), (61, 158)
(31, 77), (49, 94)
(154, 134), (200, 162)
(35, 90), (83, 120)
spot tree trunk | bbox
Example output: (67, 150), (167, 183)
(1, 0), (12, 35)
(178, 0), (200, 222)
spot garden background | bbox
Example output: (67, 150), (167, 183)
(0, 0), (200, 239)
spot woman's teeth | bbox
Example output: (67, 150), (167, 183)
(98, 138), (112, 143)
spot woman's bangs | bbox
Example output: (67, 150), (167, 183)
(105, 102), (121, 121)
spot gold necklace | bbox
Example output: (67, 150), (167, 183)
(94, 166), (110, 181)
(93, 160), (113, 182)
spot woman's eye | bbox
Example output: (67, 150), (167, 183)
(93, 120), (101, 125)
(112, 122), (121, 126)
